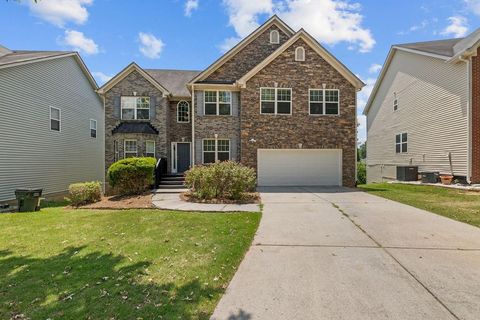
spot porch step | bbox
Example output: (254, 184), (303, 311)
(162, 176), (185, 182)
(156, 184), (186, 189)
(160, 180), (185, 186)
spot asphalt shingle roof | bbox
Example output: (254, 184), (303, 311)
(144, 69), (201, 98)
(395, 38), (463, 57)
(112, 122), (159, 135)
(0, 49), (73, 67)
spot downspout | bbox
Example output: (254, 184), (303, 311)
(102, 94), (106, 193)
(459, 56), (472, 183)
(191, 84), (195, 167)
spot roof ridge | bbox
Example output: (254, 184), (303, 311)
(145, 68), (201, 72)
(395, 38), (463, 47)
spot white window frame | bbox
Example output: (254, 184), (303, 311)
(270, 30), (280, 44)
(202, 139), (231, 164)
(121, 96), (150, 120)
(177, 100), (190, 123)
(203, 91), (232, 116)
(50, 106), (61, 132)
(260, 87), (292, 115)
(145, 140), (155, 158)
(395, 132), (408, 154)
(124, 139), (138, 158)
(308, 89), (340, 116)
(295, 46), (305, 61)
(90, 119), (97, 138)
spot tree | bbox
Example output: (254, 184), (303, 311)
(358, 142), (367, 161)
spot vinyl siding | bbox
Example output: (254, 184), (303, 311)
(0, 56), (104, 201)
(366, 50), (468, 183)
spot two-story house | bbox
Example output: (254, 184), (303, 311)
(364, 28), (480, 184)
(98, 16), (364, 187)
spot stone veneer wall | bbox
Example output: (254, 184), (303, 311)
(205, 25), (290, 82)
(240, 38), (357, 187)
(472, 47), (480, 183)
(104, 70), (168, 175)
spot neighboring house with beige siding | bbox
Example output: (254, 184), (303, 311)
(0, 45), (104, 202)
(364, 28), (480, 184)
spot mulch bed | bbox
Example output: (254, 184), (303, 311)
(180, 192), (261, 204)
(78, 193), (153, 209)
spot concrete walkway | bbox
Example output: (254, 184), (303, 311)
(152, 192), (260, 212)
(211, 186), (480, 320)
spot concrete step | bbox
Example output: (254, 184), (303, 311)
(153, 188), (188, 194)
(157, 184), (185, 189)
(160, 181), (185, 186)
(161, 176), (185, 182)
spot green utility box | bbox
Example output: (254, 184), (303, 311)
(15, 189), (43, 212)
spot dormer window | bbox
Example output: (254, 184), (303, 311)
(295, 46), (305, 61)
(270, 30), (280, 44)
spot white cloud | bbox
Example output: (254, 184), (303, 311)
(29, 0), (93, 27)
(357, 77), (376, 115)
(357, 115), (367, 143)
(138, 32), (164, 59)
(465, 0), (480, 16)
(92, 71), (112, 84)
(62, 29), (99, 54)
(218, 36), (241, 53)
(441, 16), (468, 37)
(221, 0), (375, 52)
(185, 0), (199, 17)
(368, 63), (382, 74)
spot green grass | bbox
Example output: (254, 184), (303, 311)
(0, 206), (260, 319)
(359, 183), (480, 228)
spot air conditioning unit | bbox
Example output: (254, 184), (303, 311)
(396, 166), (418, 181)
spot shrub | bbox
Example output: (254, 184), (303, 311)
(185, 161), (256, 200)
(357, 161), (366, 185)
(68, 181), (102, 207)
(107, 157), (156, 195)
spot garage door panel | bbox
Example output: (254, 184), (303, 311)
(257, 149), (342, 186)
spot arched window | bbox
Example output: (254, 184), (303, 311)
(177, 100), (190, 123)
(295, 46), (305, 61)
(270, 30), (280, 44)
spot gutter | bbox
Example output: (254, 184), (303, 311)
(459, 55), (472, 183)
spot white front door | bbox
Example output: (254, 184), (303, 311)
(257, 149), (342, 186)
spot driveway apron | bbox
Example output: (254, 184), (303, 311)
(211, 186), (480, 320)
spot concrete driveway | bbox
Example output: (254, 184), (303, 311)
(211, 187), (480, 320)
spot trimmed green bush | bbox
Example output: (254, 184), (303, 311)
(107, 157), (156, 195)
(357, 161), (366, 185)
(68, 181), (102, 207)
(185, 161), (256, 200)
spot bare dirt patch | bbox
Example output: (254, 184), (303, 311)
(79, 193), (153, 209)
(181, 192), (261, 204)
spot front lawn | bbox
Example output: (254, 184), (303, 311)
(359, 183), (480, 228)
(0, 205), (260, 319)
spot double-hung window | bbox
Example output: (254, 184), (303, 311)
(121, 97), (150, 120)
(203, 139), (230, 164)
(395, 133), (408, 153)
(309, 89), (339, 115)
(50, 107), (60, 131)
(90, 119), (97, 138)
(260, 88), (292, 114)
(124, 139), (137, 158)
(145, 140), (155, 158)
(204, 91), (232, 115)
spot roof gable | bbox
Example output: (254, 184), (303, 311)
(237, 29), (365, 90)
(97, 62), (170, 96)
(189, 15), (295, 84)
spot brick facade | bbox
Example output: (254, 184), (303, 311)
(472, 48), (480, 183)
(240, 39), (357, 187)
(167, 100), (192, 171)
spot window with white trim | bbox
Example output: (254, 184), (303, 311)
(124, 139), (137, 158)
(203, 139), (230, 164)
(270, 30), (280, 44)
(145, 140), (155, 158)
(50, 107), (60, 131)
(295, 46), (305, 61)
(393, 98), (398, 111)
(395, 133), (408, 153)
(90, 119), (97, 138)
(204, 91), (232, 115)
(121, 96), (150, 120)
(309, 89), (339, 115)
(177, 100), (190, 123)
(260, 88), (292, 114)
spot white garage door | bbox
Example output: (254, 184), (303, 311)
(257, 149), (342, 186)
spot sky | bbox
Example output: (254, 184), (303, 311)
(1, 0), (480, 143)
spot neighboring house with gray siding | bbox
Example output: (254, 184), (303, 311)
(98, 16), (364, 187)
(364, 28), (480, 184)
(0, 45), (104, 202)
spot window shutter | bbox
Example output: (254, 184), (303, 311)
(150, 96), (156, 120)
(230, 137), (238, 161)
(113, 96), (121, 119)
(195, 138), (202, 164)
(232, 92), (240, 116)
(196, 91), (204, 116)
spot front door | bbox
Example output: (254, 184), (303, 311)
(176, 143), (191, 173)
